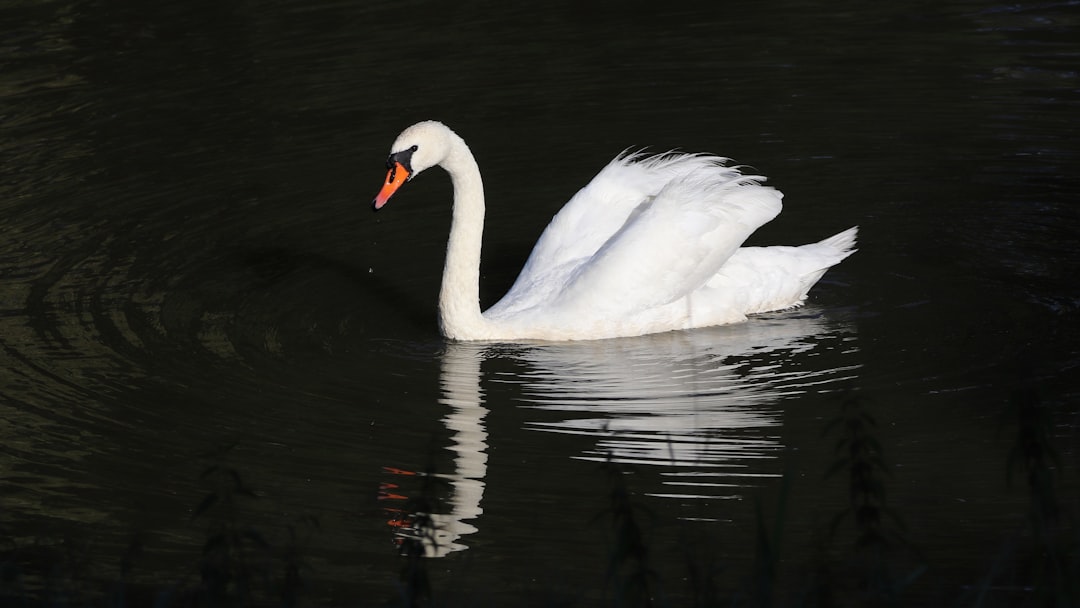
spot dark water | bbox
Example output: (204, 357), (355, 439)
(2, 0), (1079, 604)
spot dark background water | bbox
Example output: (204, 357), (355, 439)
(2, 0), (1079, 605)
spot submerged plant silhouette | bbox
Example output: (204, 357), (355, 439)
(380, 456), (453, 608)
(820, 391), (922, 606)
(193, 457), (269, 605)
(192, 446), (316, 607)
(1004, 382), (1077, 605)
(598, 457), (662, 608)
(747, 473), (790, 608)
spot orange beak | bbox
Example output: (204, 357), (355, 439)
(373, 161), (410, 211)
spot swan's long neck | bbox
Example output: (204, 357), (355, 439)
(438, 133), (489, 340)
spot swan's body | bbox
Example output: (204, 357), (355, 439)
(373, 121), (856, 341)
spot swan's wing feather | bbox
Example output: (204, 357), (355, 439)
(551, 171), (783, 315)
(488, 153), (747, 317)
(526, 154), (691, 263)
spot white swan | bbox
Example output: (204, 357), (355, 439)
(372, 121), (856, 342)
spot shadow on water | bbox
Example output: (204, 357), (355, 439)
(236, 245), (434, 334)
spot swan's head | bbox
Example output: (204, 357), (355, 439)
(372, 121), (455, 211)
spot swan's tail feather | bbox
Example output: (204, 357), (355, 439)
(790, 226), (858, 296)
(817, 226), (859, 259)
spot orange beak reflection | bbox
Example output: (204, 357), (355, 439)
(373, 161), (410, 211)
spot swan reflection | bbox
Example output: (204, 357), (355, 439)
(391, 310), (856, 556)
(517, 313), (855, 460)
(383, 343), (489, 558)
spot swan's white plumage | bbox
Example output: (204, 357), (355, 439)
(375, 121), (856, 341)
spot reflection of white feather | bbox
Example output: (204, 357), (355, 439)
(423, 313), (859, 555)
(417, 343), (488, 558)
(514, 314), (858, 499)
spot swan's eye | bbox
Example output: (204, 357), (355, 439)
(410, 145), (418, 152)
(386, 147), (417, 179)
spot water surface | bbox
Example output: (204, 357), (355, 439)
(2, 0), (1078, 604)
